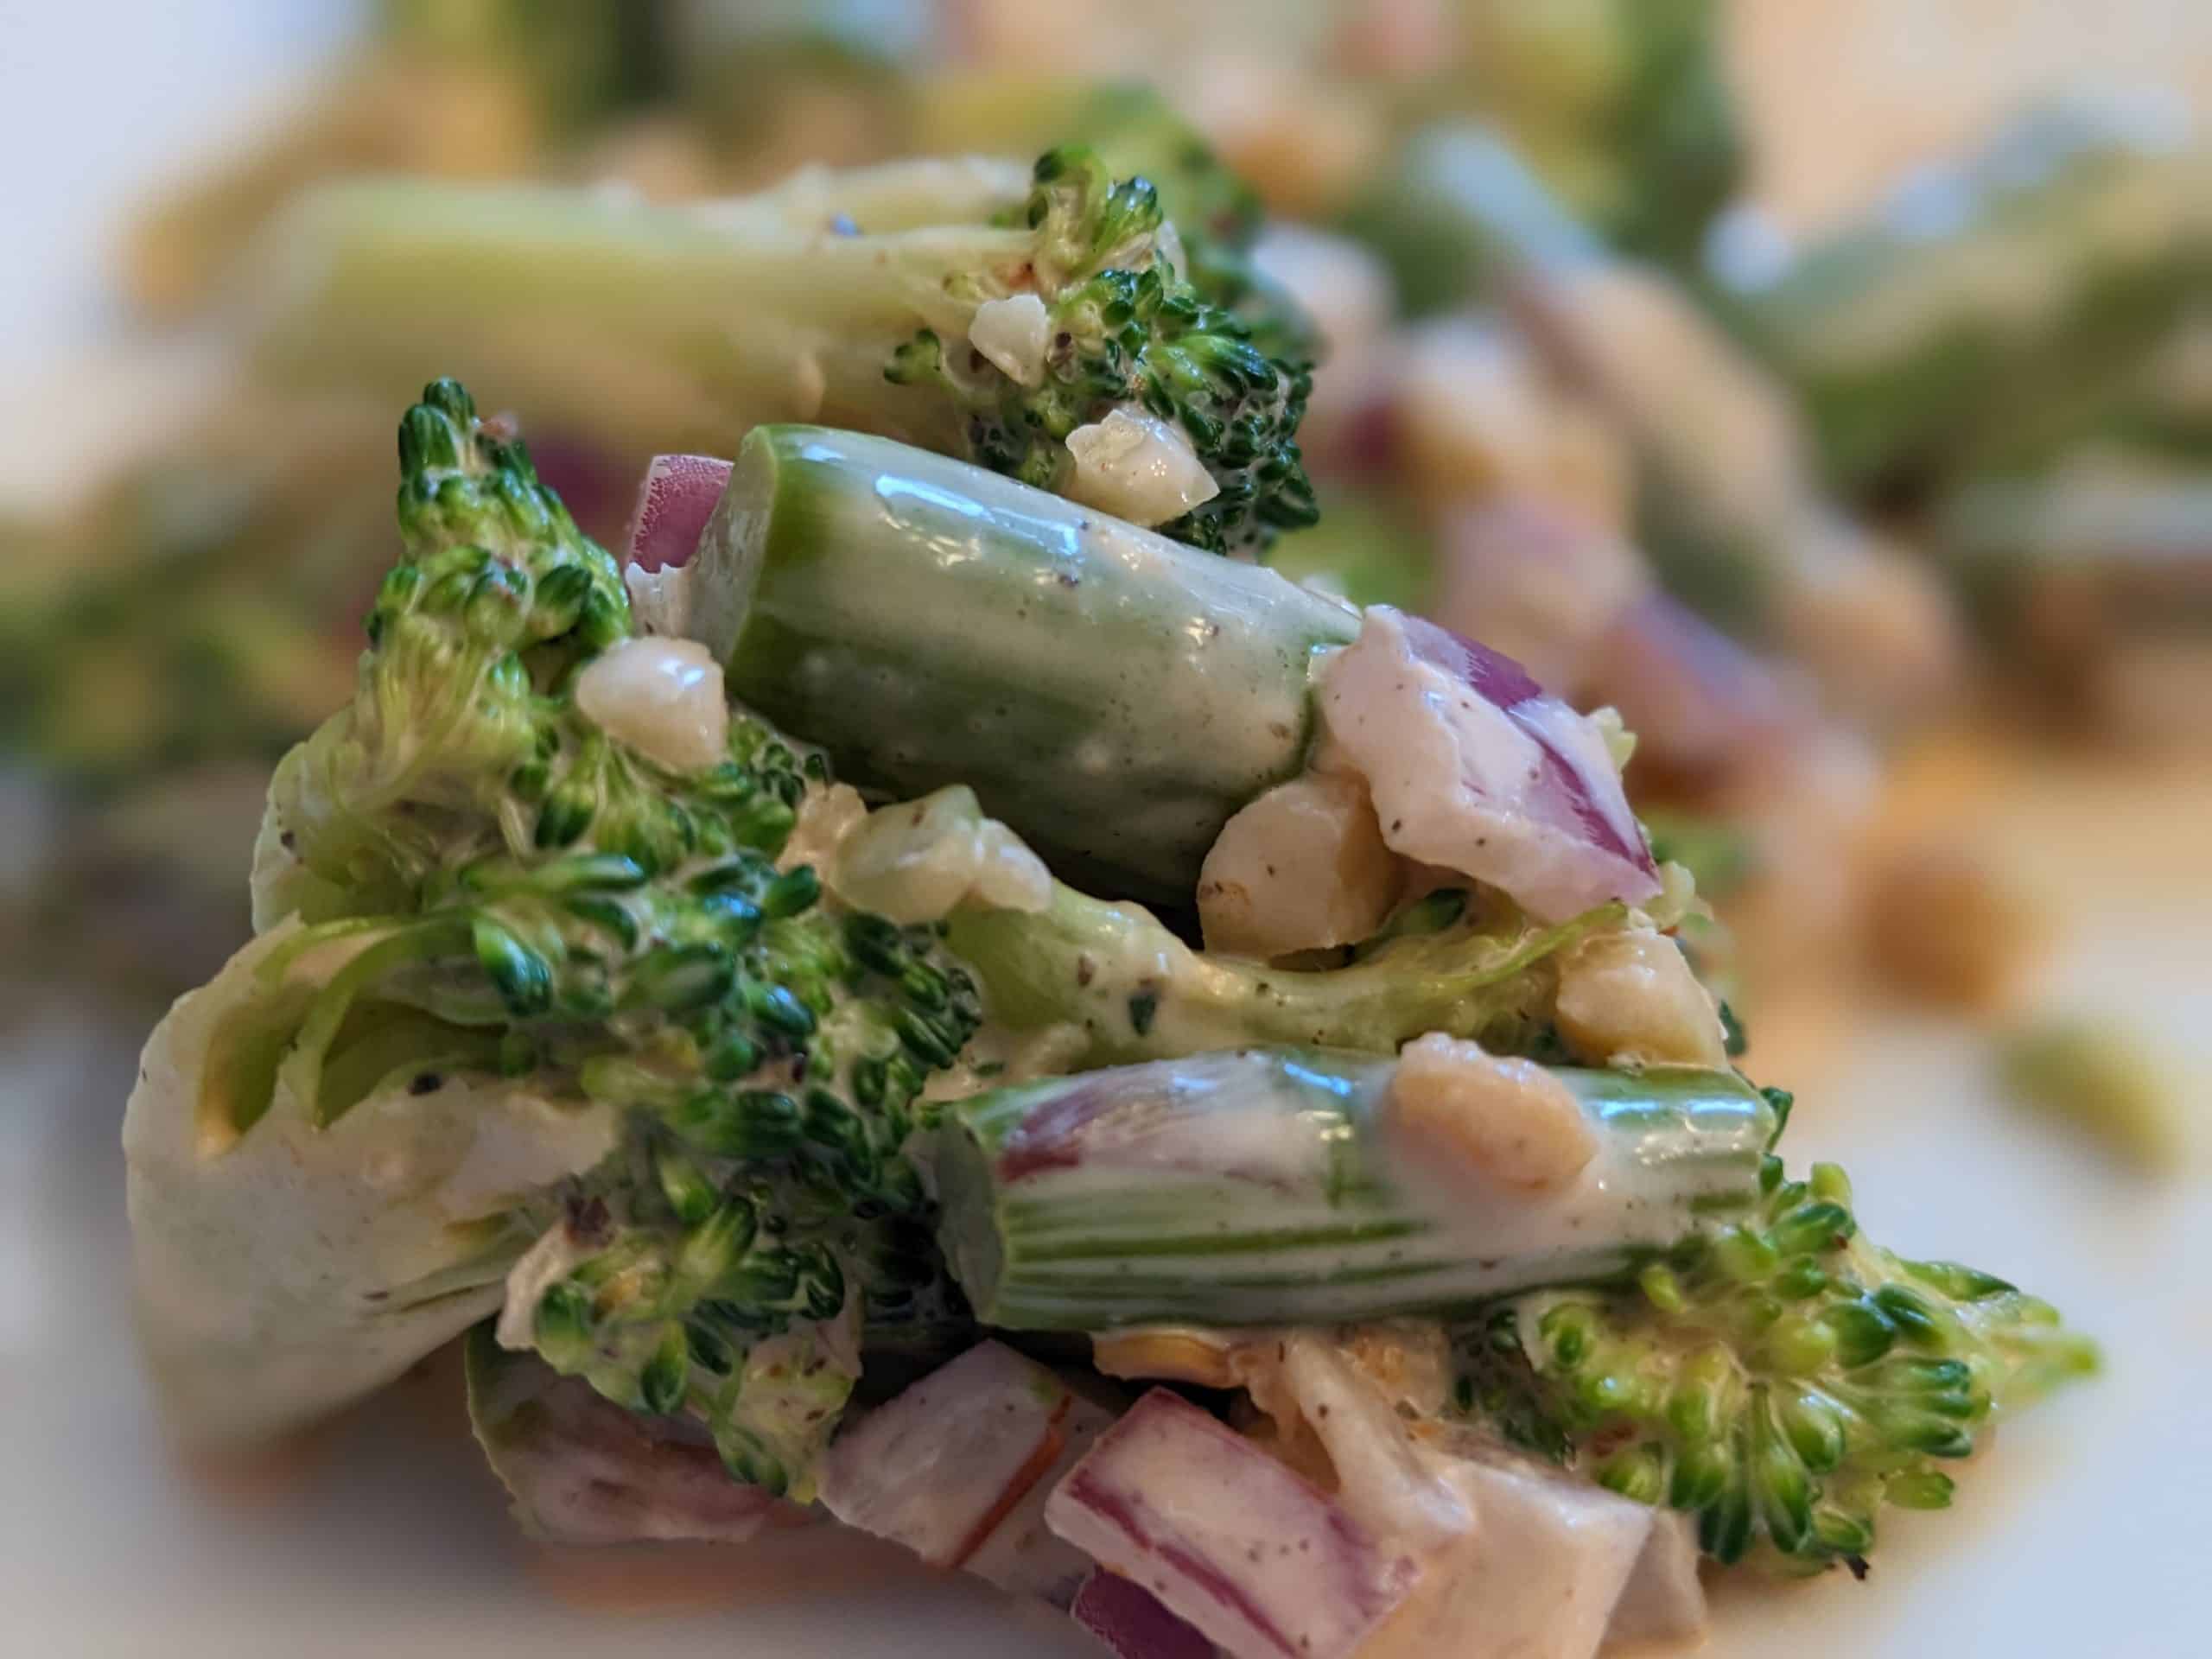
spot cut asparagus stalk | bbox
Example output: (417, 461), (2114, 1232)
(682, 426), (1357, 900)
(928, 1049), (1774, 1331)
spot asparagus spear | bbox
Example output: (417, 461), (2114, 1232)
(671, 425), (1358, 901)
(928, 1049), (1775, 1330)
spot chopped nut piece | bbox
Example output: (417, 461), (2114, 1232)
(1554, 925), (1728, 1068)
(1386, 1033), (1597, 1192)
(1198, 772), (1402, 958)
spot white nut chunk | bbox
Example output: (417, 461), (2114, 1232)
(1385, 1033), (1598, 1192)
(776, 781), (868, 874)
(1197, 772), (1401, 959)
(1065, 406), (1219, 527)
(1553, 925), (1728, 1069)
(830, 785), (1052, 925)
(967, 292), (1052, 387)
(571, 636), (729, 773)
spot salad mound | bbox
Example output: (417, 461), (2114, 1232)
(124, 381), (2091, 1657)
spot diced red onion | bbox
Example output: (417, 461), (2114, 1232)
(1072, 1571), (1222, 1659)
(1319, 607), (1659, 922)
(817, 1341), (1093, 1571)
(1352, 1440), (1656, 1659)
(1582, 592), (1804, 789)
(524, 433), (638, 544)
(625, 454), (732, 572)
(477, 1356), (791, 1546)
(1045, 1389), (1418, 1659)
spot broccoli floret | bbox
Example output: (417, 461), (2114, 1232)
(253, 379), (632, 924)
(258, 143), (1315, 553)
(1452, 1144), (2097, 1573)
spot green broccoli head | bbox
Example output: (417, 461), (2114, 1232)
(1064, 82), (1317, 368)
(257, 379), (632, 922)
(1453, 1137), (2098, 1573)
(887, 145), (1317, 554)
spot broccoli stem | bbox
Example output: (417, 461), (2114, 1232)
(692, 426), (1357, 902)
(252, 152), (1317, 552)
(943, 880), (1611, 1067)
(929, 1050), (1776, 1331)
(257, 176), (1019, 461)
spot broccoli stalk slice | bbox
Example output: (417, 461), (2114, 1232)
(944, 881), (1612, 1068)
(672, 424), (1357, 905)
(927, 1051), (1776, 1331)
(1452, 1152), (2099, 1573)
(255, 145), (1314, 552)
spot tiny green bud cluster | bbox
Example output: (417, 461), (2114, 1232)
(1453, 1151), (2097, 1571)
(886, 146), (1317, 555)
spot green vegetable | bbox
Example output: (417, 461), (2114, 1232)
(1342, 122), (1810, 640)
(1429, 0), (1741, 274)
(1739, 105), (2212, 503)
(677, 424), (1357, 903)
(931, 1052), (1776, 1329)
(1454, 1149), (2097, 1571)
(253, 378), (634, 926)
(943, 883), (1611, 1069)
(256, 143), (1315, 553)
(1265, 492), (1436, 612)
(1997, 1015), (2189, 1173)
(124, 381), (1599, 1491)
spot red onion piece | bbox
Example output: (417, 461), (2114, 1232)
(817, 1341), (1107, 1585)
(1072, 1571), (1222, 1659)
(468, 1339), (792, 1546)
(624, 454), (732, 572)
(1583, 592), (1806, 791)
(1353, 1442), (1656, 1659)
(1045, 1389), (1418, 1659)
(1319, 607), (1659, 922)
(524, 433), (638, 544)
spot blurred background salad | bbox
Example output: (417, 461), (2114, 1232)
(0, 2), (2206, 1653)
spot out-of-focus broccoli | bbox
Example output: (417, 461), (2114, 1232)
(1735, 101), (2212, 505)
(1265, 491), (1437, 612)
(1998, 1016), (2190, 1174)
(1453, 1142), (2097, 1572)
(257, 143), (1315, 553)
